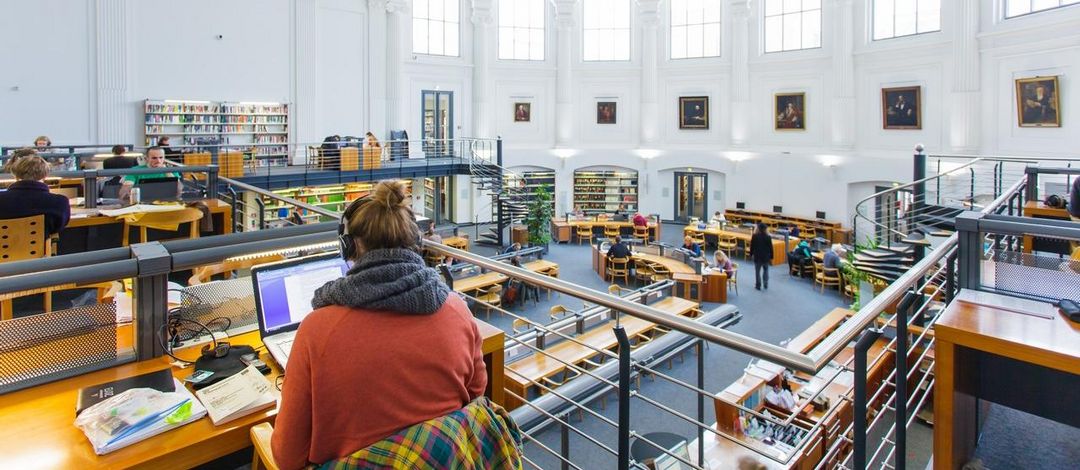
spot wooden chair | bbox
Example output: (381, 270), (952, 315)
(650, 264), (672, 283)
(474, 284), (502, 318)
(550, 304), (571, 322)
(512, 318), (531, 334)
(122, 207), (205, 246)
(633, 225), (649, 245)
(603, 224), (620, 239)
(717, 235), (738, 259)
(539, 265), (559, 300)
(423, 250), (446, 267)
(0, 215), (51, 262)
(689, 230), (707, 246)
(634, 259), (654, 286)
(608, 284), (626, 296)
(607, 257), (631, 285)
(575, 224), (593, 245)
(188, 253), (286, 285)
(728, 262), (739, 296)
(250, 423), (279, 470)
(801, 226), (817, 239)
(814, 261), (842, 294)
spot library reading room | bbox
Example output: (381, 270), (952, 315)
(3, 1), (1080, 469)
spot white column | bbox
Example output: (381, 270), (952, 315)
(638, 0), (660, 145)
(949, 0), (981, 153)
(472, 0), (495, 138)
(554, 0), (578, 146)
(368, 0), (389, 138)
(729, 0), (751, 146)
(830, 0), (855, 148)
(293, 0), (319, 151)
(386, 0), (410, 132)
(93, 0), (130, 144)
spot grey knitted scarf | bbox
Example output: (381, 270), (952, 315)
(310, 248), (450, 314)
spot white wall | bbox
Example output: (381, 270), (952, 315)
(3, 0), (1079, 227)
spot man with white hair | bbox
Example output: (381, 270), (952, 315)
(823, 244), (845, 271)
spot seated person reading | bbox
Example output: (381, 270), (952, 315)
(712, 250), (734, 277)
(710, 211), (726, 226)
(272, 181), (489, 469)
(788, 240), (812, 274)
(682, 235), (703, 258)
(118, 147), (182, 202)
(607, 235), (633, 259)
(788, 224), (800, 238)
(764, 380), (798, 412)
(632, 212), (648, 228)
(0, 149), (70, 237)
(823, 244), (845, 271)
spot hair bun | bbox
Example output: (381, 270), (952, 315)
(371, 180), (407, 209)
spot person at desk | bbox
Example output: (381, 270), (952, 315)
(0, 151), (70, 236)
(272, 181), (488, 469)
(502, 242), (522, 255)
(823, 244), (845, 271)
(103, 145), (136, 170)
(682, 235), (703, 258)
(764, 379), (798, 412)
(157, 136), (179, 158)
(423, 220), (442, 244)
(710, 210), (726, 226)
(608, 235), (633, 259)
(750, 223), (773, 290)
(117, 147), (181, 202)
(712, 250), (734, 277)
(632, 211), (648, 228)
(788, 224), (800, 238)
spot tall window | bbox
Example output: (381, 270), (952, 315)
(498, 0), (545, 60)
(1006, 0), (1080, 18)
(413, 0), (460, 56)
(671, 0), (722, 59)
(763, 0), (822, 53)
(873, 0), (940, 40)
(583, 0), (631, 61)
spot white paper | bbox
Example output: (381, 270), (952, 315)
(98, 204), (185, 217)
(195, 365), (275, 425)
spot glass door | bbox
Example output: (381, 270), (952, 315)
(421, 90), (453, 157)
(675, 172), (708, 223)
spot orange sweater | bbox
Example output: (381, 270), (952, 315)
(271, 294), (487, 469)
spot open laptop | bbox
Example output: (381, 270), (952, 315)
(251, 252), (350, 369)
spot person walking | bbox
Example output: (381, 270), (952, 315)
(750, 222), (774, 290)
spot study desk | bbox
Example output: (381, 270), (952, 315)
(442, 236), (469, 251)
(551, 220), (660, 243)
(503, 296), (698, 409)
(1021, 201), (1075, 254)
(683, 225), (795, 266)
(452, 260), (559, 294)
(0, 319), (505, 469)
(59, 199), (233, 254)
(933, 300), (1080, 470)
(723, 209), (850, 244)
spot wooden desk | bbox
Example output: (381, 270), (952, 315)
(0, 318), (504, 469)
(60, 199), (232, 254)
(504, 296), (698, 409)
(1021, 201), (1075, 254)
(443, 236), (469, 251)
(702, 269), (728, 303)
(684, 226), (793, 266)
(933, 300), (1080, 469)
(593, 248), (696, 283)
(724, 209), (849, 244)
(672, 272), (703, 302)
(551, 220), (660, 244)
(786, 308), (852, 354)
(452, 260), (559, 294)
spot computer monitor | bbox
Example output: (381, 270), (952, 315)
(773, 205), (783, 214)
(816, 210), (826, 220)
(135, 177), (181, 202)
(735, 202), (746, 210)
(251, 253), (350, 336)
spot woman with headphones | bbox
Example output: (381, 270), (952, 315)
(272, 180), (488, 469)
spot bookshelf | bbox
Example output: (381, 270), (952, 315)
(422, 178), (437, 220)
(506, 170), (555, 215)
(241, 181), (413, 230)
(572, 169), (638, 214)
(144, 99), (290, 167)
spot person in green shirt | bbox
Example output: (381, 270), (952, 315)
(118, 147), (181, 202)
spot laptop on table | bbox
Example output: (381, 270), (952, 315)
(251, 253), (350, 369)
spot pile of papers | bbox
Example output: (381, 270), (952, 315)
(74, 378), (206, 455)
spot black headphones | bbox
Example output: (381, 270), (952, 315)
(1045, 194), (1067, 209)
(338, 194), (425, 260)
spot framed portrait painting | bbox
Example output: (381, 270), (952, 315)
(597, 102), (617, 124)
(775, 93), (805, 130)
(514, 102), (531, 122)
(1015, 76), (1060, 127)
(679, 96), (709, 129)
(881, 86), (922, 130)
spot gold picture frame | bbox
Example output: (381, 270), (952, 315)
(774, 93), (806, 131)
(881, 86), (922, 130)
(514, 102), (531, 122)
(1015, 76), (1060, 128)
(679, 96), (709, 129)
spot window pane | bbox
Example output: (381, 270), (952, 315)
(515, 28), (529, 58)
(895, 0), (917, 36)
(429, 21), (444, 54)
(765, 0), (782, 16)
(1032, 0), (1058, 11)
(415, 0), (429, 18)
(783, 0), (801, 13)
(515, 1), (528, 27)
(783, 13), (800, 50)
(499, 0), (512, 25)
(584, 0), (599, 28)
(687, 24), (704, 58)
(874, 0), (894, 40)
(1006, 1), (1030, 17)
(703, 1), (721, 22)
(531, 0), (544, 28)
(445, 0), (459, 23)
(613, 29), (630, 60)
(530, 29), (544, 60)
(764, 16), (783, 52)
(445, 22), (459, 56)
(804, 0), (821, 10)
(703, 23), (721, 56)
(671, 25), (687, 59)
(499, 27), (513, 58)
(672, 0), (687, 27)
(614, 0), (631, 27)
(917, 0), (941, 33)
(413, 18), (428, 54)
(584, 30), (599, 60)
(802, 9), (820, 48)
(430, 0), (443, 21)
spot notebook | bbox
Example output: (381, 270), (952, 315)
(76, 368), (175, 416)
(195, 365), (276, 425)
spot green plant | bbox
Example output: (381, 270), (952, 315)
(525, 184), (553, 246)
(843, 236), (885, 310)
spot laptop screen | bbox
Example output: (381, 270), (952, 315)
(253, 254), (349, 335)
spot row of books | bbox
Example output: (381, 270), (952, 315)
(145, 115), (220, 124)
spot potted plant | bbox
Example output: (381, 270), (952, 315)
(524, 184), (553, 254)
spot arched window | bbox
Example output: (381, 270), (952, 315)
(413, 0), (460, 56)
(671, 0), (722, 59)
(873, 0), (941, 40)
(498, 0), (545, 60)
(583, 0), (632, 61)
(763, 0), (822, 53)
(1006, 0), (1080, 18)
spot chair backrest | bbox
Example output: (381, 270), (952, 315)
(512, 318), (530, 334)
(0, 215), (49, 262)
(576, 225), (592, 235)
(608, 284), (622, 295)
(550, 305), (569, 318)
